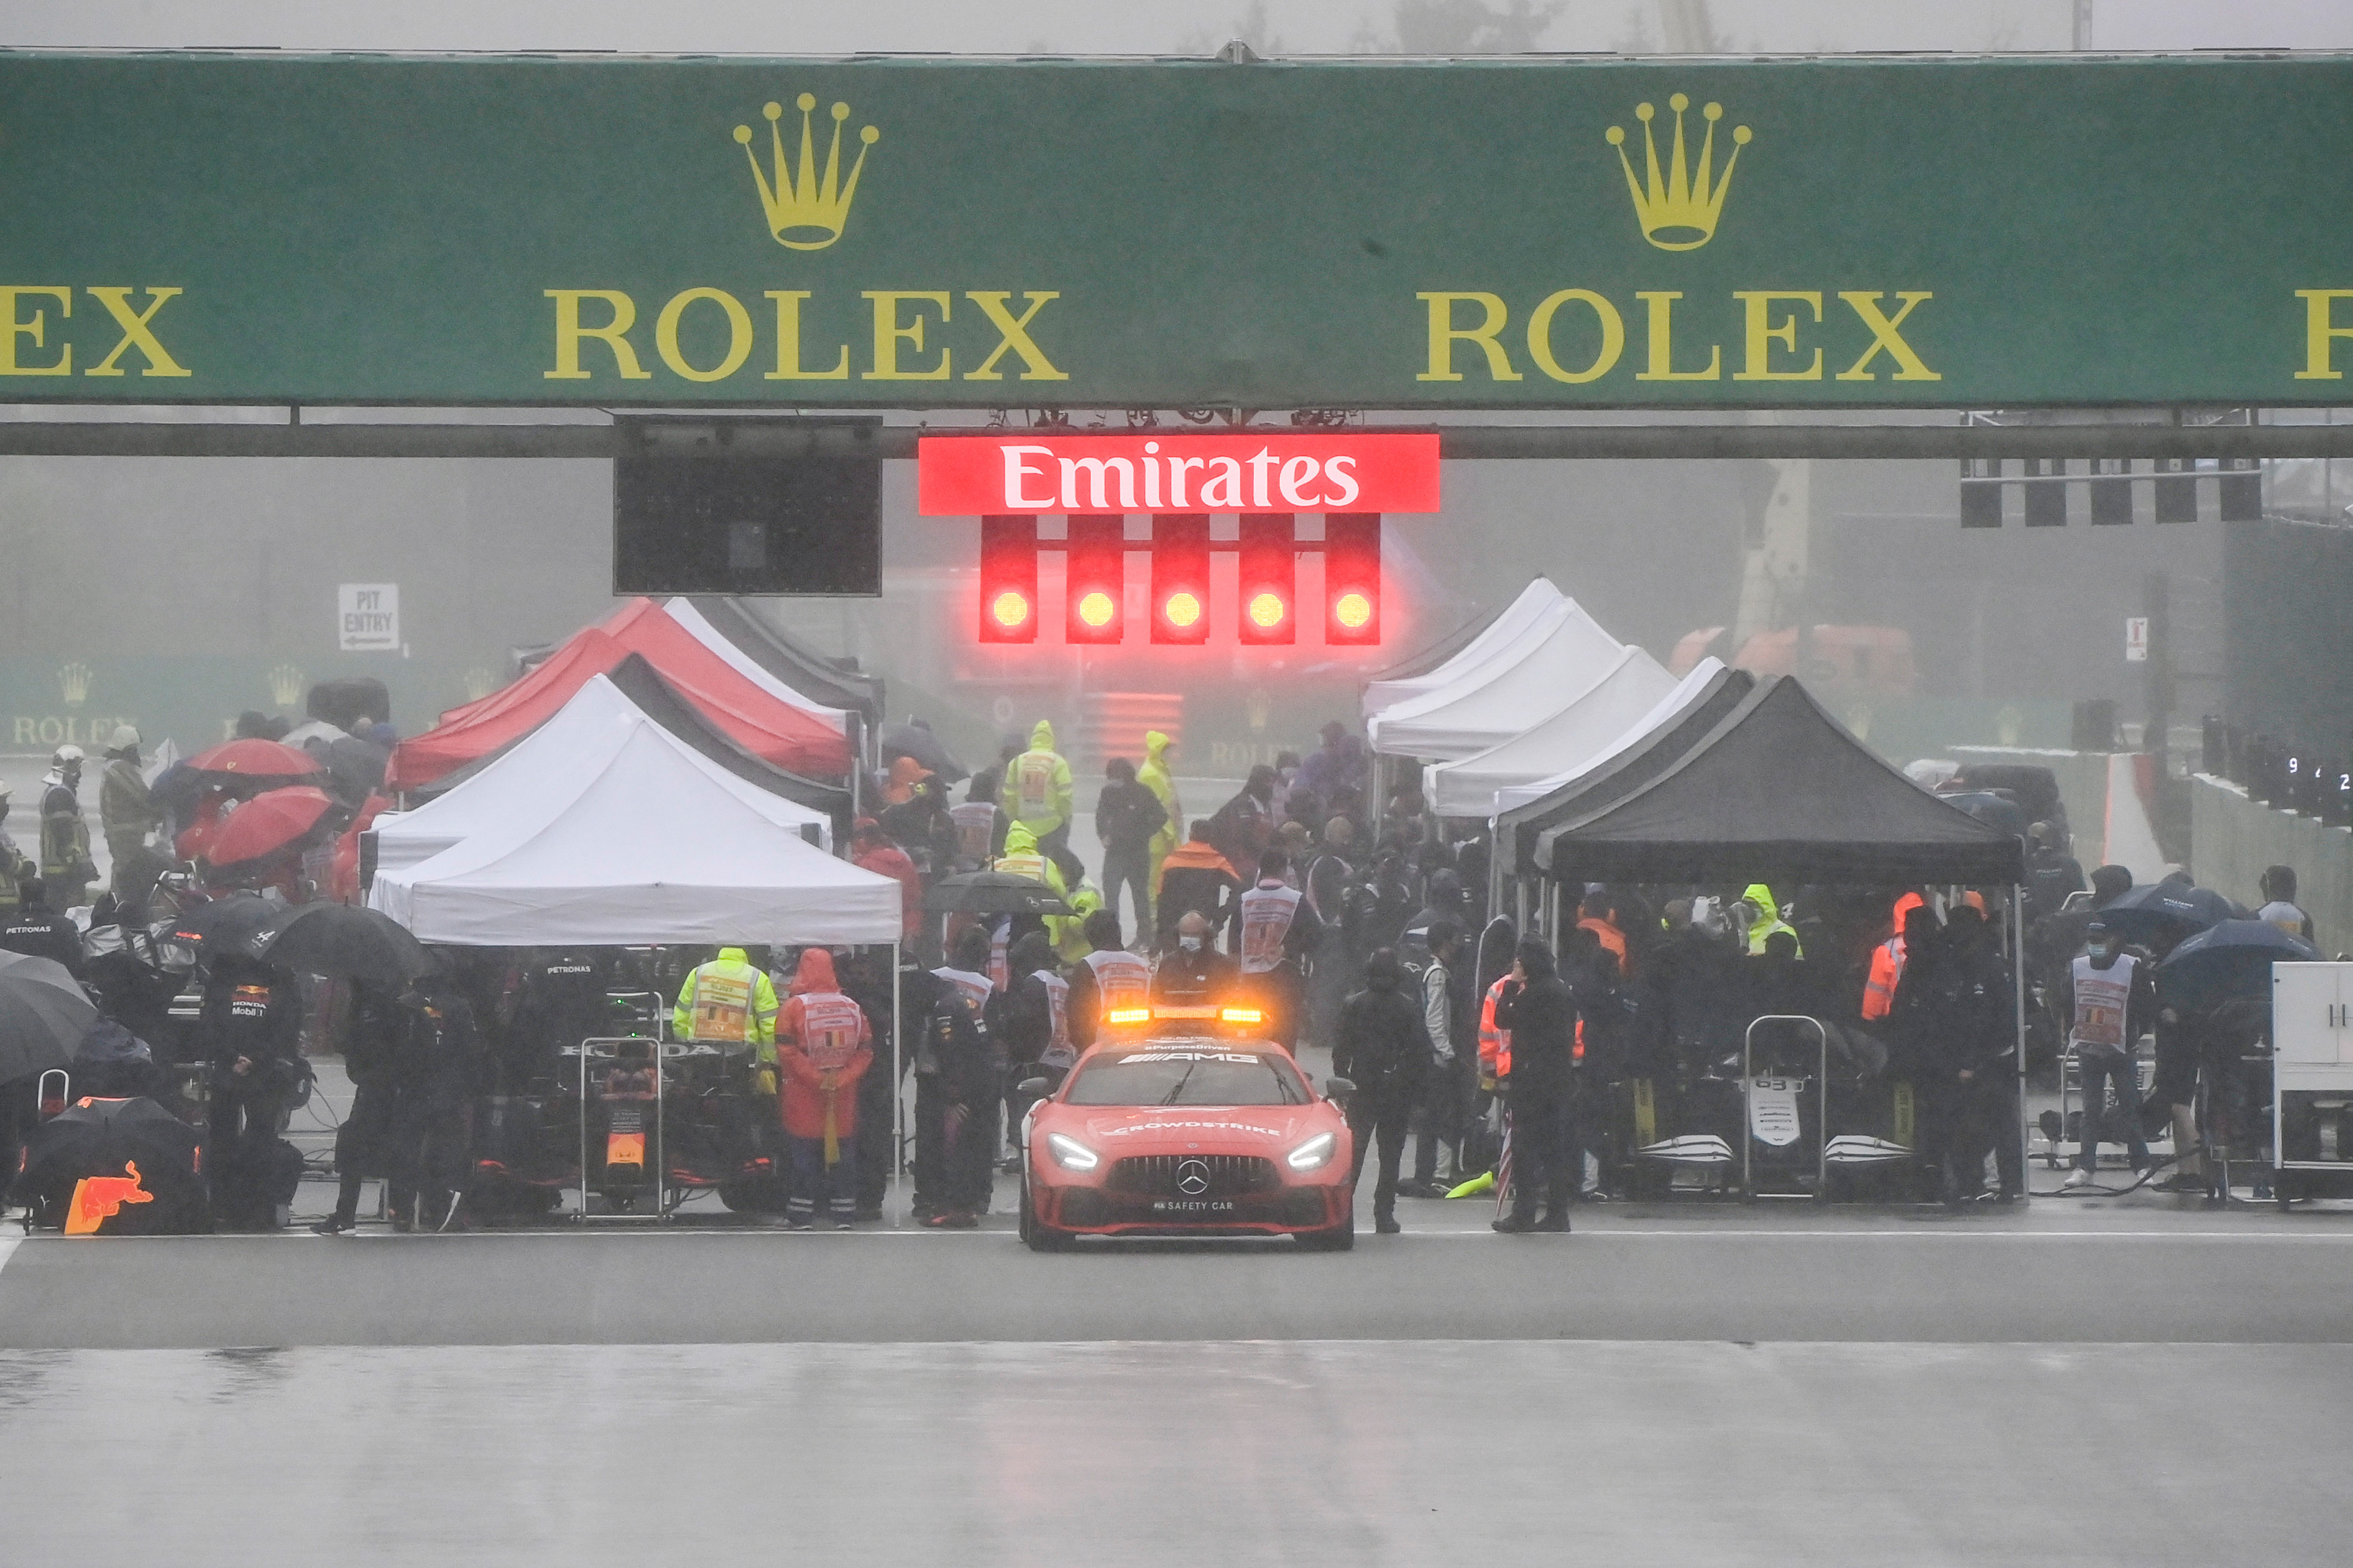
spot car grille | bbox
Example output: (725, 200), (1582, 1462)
(1107, 1153), (1279, 1198)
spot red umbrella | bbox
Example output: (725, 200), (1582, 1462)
(203, 786), (338, 868)
(186, 738), (326, 781)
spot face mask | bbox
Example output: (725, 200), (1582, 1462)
(1179, 935), (1204, 952)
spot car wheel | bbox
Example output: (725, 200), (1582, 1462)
(1020, 1175), (1067, 1252)
(1297, 1217), (1355, 1252)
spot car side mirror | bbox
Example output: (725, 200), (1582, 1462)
(1325, 1076), (1356, 1097)
(1016, 1076), (1050, 1096)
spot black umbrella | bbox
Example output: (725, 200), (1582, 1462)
(880, 721), (969, 785)
(923, 871), (1071, 917)
(0, 951), (98, 1083)
(254, 901), (433, 984)
(9, 1095), (207, 1234)
(2098, 882), (2240, 947)
(165, 892), (280, 960)
(2155, 918), (2323, 1013)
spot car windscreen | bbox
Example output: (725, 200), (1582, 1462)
(1064, 1048), (1308, 1107)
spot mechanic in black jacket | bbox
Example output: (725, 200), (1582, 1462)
(1491, 937), (1578, 1232)
(1929, 903), (2024, 1205)
(1332, 947), (1425, 1235)
(200, 953), (308, 1230)
(0, 877), (85, 978)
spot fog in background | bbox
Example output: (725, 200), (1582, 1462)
(5, 0), (2349, 769)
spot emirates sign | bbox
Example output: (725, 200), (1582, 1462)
(918, 433), (1441, 516)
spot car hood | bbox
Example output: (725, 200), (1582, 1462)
(1042, 1103), (1335, 1152)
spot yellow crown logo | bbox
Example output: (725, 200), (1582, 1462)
(57, 661), (92, 708)
(734, 94), (880, 251)
(1605, 93), (1751, 251)
(267, 664), (306, 708)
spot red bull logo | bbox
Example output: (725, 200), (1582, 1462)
(65, 1161), (153, 1236)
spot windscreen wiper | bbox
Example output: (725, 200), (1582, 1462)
(1158, 1061), (1199, 1104)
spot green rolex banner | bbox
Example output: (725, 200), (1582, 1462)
(2, 50), (2350, 410)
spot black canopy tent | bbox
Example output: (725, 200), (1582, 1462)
(682, 597), (885, 727)
(1494, 665), (1757, 884)
(1529, 674), (2032, 1193)
(1534, 676), (2025, 887)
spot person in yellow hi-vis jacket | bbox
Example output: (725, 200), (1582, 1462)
(1138, 730), (1182, 898)
(672, 947), (781, 1090)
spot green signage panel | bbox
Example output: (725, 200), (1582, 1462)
(3, 50), (2351, 409)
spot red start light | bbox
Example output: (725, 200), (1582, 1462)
(979, 514), (1040, 644)
(1163, 590), (1203, 628)
(1246, 591), (1287, 630)
(1076, 590), (1117, 628)
(1333, 591), (1373, 631)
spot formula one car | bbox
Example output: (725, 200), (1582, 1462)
(1019, 1026), (1356, 1252)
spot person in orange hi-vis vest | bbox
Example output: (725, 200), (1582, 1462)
(1861, 891), (1928, 1022)
(776, 947), (875, 1230)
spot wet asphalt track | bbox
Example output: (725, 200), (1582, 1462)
(6, 1193), (2353, 1566)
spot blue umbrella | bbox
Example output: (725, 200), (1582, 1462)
(2156, 918), (2321, 1012)
(2097, 882), (2240, 948)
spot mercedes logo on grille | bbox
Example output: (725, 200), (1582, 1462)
(1176, 1158), (1211, 1196)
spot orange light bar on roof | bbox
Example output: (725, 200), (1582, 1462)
(1218, 1007), (1264, 1025)
(1153, 1005), (1217, 1019)
(1105, 1007), (1152, 1025)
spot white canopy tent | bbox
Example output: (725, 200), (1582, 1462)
(1359, 578), (1568, 719)
(1491, 658), (1731, 813)
(662, 598), (853, 732)
(1366, 596), (1624, 761)
(372, 718), (901, 947)
(1422, 645), (1677, 818)
(369, 674), (830, 880)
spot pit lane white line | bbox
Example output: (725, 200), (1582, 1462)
(0, 1232), (21, 1274)
(65, 1226), (2353, 1242)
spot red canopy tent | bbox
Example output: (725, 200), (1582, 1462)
(387, 602), (854, 791)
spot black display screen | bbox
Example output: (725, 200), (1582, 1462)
(614, 446), (882, 597)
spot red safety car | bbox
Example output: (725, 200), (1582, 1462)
(1018, 1007), (1357, 1251)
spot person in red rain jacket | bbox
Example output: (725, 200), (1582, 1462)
(776, 947), (875, 1229)
(851, 818), (924, 941)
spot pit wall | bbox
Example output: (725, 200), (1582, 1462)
(2190, 774), (2353, 958)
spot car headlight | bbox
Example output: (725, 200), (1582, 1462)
(1286, 1132), (1336, 1171)
(1045, 1132), (1099, 1172)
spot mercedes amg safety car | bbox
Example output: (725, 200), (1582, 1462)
(1019, 1008), (1356, 1251)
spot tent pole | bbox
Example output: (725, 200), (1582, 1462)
(890, 940), (904, 1204)
(2012, 884), (2028, 1198)
(1488, 823), (1505, 920)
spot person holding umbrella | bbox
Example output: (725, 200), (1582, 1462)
(200, 952), (306, 1229)
(313, 976), (415, 1234)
